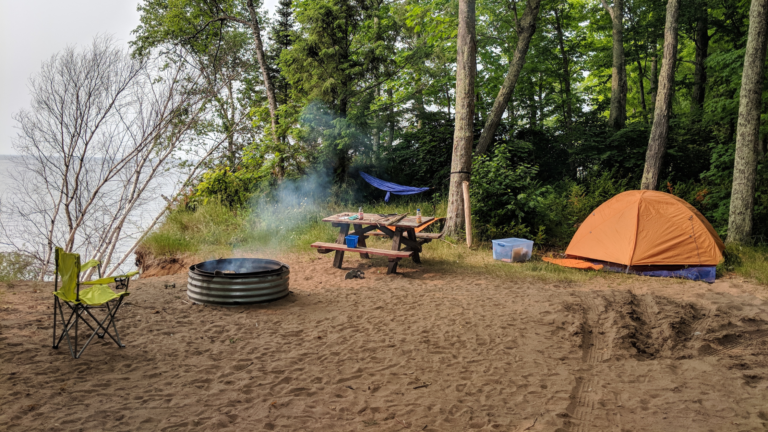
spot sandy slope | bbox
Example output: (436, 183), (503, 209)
(1, 254), (768, 431)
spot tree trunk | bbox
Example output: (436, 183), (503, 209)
(650, 39), (658, 109)
(372, 125), (380, 153)
(727, 0), (768, 244)
(601, 0), (627, 129)
(245, 0), (279, 145)
(386, 88), (395, 146)
(446, 86), (452, 116)
(414, 87), (425, 129)
(554, 7), (572, 129)
(372, 86), (380, 156)
(474, 0), (542, 155)
(636, 58), (648, 122)
(444, 0), (477, 237)
(690, 11), (709, 113)
(528, 82), (538, 128)
(640, 0), (680, 190)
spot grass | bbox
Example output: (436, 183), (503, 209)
(724, 244), (768, 285)
(361, 234), (602, 283)
(140, 197), (604, 283)
(140, 201), (254, 258)
(141, 198), (768, 286)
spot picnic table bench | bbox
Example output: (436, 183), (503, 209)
(310, 213), (440, 274)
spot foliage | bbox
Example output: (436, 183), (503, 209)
(132, 0), (768, 284)
(382, 111), (454, 190)
(470, 140), (547, 240)
(0, 252), (39, 282)
(192, 167), (259, 208)
(141, 200), (252, 257)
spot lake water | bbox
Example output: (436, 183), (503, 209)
(0, 154), (178, 275)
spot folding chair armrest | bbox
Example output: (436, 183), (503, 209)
(81, 259), (101, 272)
(82, 271), (138, 285)
(82, 277), (117, 285)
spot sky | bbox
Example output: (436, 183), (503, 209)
(0, 0), (279, 155)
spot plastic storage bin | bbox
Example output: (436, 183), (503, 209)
(345, 235), (359, 248)
(492, 238), (533, 262)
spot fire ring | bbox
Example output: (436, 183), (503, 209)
(187, 258), (290, 306)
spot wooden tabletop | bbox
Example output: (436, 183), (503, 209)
(322, 212), (436, 229)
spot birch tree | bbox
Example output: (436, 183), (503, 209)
(445, 0), (477, 236)
(474, 0), (542, 156)
(0, 37), (236, 278)
(641, 0), (680, 190)
(600, 0), (627, 129)
(727, 0), (768, 244)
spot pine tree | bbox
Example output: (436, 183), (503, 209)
(268, 0), (294, 107)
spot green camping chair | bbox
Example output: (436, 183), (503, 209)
(52, 247), (138, 359)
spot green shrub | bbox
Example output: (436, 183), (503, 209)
(192, 167), (257, 209)
(470, 140), (548, 240)
(0, 252), (39, 282)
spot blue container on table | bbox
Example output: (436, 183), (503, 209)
(345, 235), (359, 248)
(492, 238), (533, 262)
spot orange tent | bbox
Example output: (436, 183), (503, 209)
(565, 190), (724, 266)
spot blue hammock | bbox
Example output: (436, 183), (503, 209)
(360, 172), (430, 202)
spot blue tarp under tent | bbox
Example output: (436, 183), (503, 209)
(360, 172), (430, 202)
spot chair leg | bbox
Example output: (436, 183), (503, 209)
(75, 308), (104, 359)
(83, 302), (124, 348)
(102, 300), (125, 347)
(55, 302), (77, 358)
(74, 304), (78, 358)
(52, 297), (57, 349)
(53, 297), (128, 359)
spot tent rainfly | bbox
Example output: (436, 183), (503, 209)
(544, 190), (725, 282)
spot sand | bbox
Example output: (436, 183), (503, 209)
(2, 253), (768, 431)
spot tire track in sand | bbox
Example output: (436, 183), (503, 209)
(561, 294), (621, 432)
(699, 329), (768, 357)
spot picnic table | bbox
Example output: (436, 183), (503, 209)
(310, 212), (440, 274)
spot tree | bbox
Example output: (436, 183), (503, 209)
(553, 4), (573, 129)
(474, 0), (542, 156)
(600, 0), (627, 129)
(641, 0), (681, 190)
(266, 0), (295, 178)
(241, 0), (280, 144)
(1, 38), (237, 278)
(132, 0), (261, 167)
(727, 0), (768, 243)
(444, 0), (477, 237)
(281, 0), (400, 181)
(133, 0), (279, 144)
(690, 6), (709, 113)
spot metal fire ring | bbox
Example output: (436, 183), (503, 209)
(187, 258), (290, 306)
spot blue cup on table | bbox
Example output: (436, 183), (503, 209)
(345, 235), (359, 248)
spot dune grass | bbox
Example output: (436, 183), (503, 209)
(142, 198), (768, 286)
(727, 245), (768, 286)
(140, 201), (254, 258)
(141, 197), (605, 283)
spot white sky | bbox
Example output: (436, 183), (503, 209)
(0, 0), (279, 155)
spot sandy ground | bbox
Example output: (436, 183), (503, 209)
(2, 253), (768, 431)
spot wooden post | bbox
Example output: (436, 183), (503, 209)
(462, 181), (472, 247)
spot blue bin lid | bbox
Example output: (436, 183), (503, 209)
(492, 237), (533, 244)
